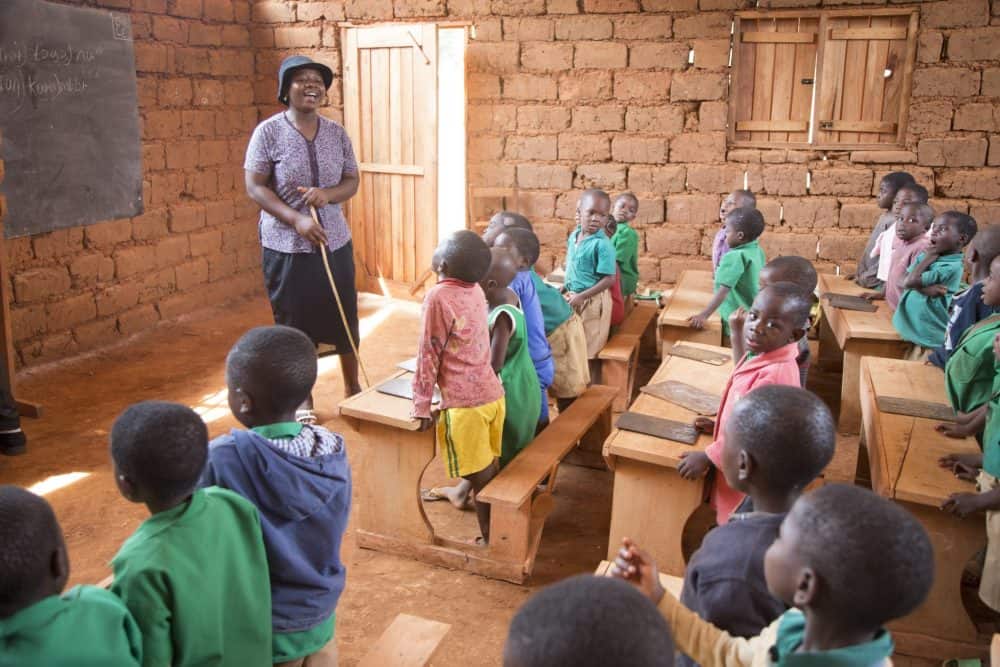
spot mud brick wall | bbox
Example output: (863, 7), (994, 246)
(257, 0), (1000, 291)
(8, 0), (262, 367)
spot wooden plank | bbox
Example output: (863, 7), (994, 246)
(412, 24), (438, 282)
(732, 17), (756, 143)
(839, 15), (871, 144)
(789, 17), (818, 143)
(358, 614), (451, 667)
(360, 46), (376, 289)
(818, 120), (897, 133)
(727, 16), (745, 144)
(340, 369), (421, 430)
(892, 12), (918, 146)
(616, 412), (698, 445)
(829, 27), (908, 40)
(400, 46), (416, 282)
(640, 380), (720, 416)
(735, 119), (809, 132)
(859, 16), (891, 143)
(657, 270), (722, 330)
(742, 31), (815, 43)
(667, 343), (729, 365)
(389, 47), (404, 283)
(358, 162), (425, 176)
(877, 396), (954, 422)
(371, 48), (392, 283)
(750, 19), (776, 143)
(770, 18), (799, 143)
(356, 24), (424, 48)
(598, 333), (639, 362)
(813, 15), (848, 145)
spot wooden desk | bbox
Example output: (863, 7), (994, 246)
(818, 274), (906, 434)
(603, 342), (733, 576)
(860, 357), (987, 660)
(657, 270), (722, 357)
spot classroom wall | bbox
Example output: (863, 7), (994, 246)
(7, 0), (262, 367)
(254, 0), (1000, 287)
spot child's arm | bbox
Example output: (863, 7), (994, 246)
(728, 308), (748, 362)
(489, 311), (513, 374)
(111, 573), (173, 667)
(412, 294), (448, 423)
(936, 404), (988, 439)
(902, 250), (941, 290)
(688, 286), (730, 329)
(567, 274), (615, 311)
(942, 485), (1000, 517)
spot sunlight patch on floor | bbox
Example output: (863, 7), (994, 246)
(29, 472), (91, 496)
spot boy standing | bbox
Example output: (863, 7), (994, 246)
(711, 190), (756, 275)
(854, 172), (915, 289)
(680, 283), (811, 524)
(893, 212), (978, 358)
(565, 189), (617, 359)
(690, 208), (767, 338)
(200, 326), (351, 667)
(110, 401), (272, 667)
(609, 192), (641, 302)
(678, 386), (835, 667)
(0, 486), (142, 666)
(412, 230), (505, 544)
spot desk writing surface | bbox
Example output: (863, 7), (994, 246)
(607, 342), (733, 468)
(339, 370), (421, 431)
(658, 270), (722, 331)
(818, 274), (900, 346)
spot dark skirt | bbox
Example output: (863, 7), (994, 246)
(261, 241), (360, 354)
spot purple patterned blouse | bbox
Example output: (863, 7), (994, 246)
(244, 112), (359, 254)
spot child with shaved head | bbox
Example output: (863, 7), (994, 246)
(565, 189), (617, 359)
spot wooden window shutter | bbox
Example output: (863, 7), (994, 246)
(812, 9), (918, 147)
(730, 13), (820, 147)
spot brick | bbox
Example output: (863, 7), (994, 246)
(11, 305), (46, 341)
(918, 137), (987, 167)
(504, 135), (557, 160)
(118, 305), (160, 336)
(517, 164), (573, 189)
(132, 0), (167, 11)
(554, 16), (614, 41)
(469, 163), (516, 187)
(134, 42), (171, 73)
(693, 39), (730, 69)
(991, 135), (1000, 166)
(984, 69), (1000, 96)
(200, 140), (230, 167)
(181, 109), (215, 136)
(638, 256), (659, 283)
(628, 43), (689, 70)
(669, 132), (726, 163)
(938, 169), (1000, 199)
(809, 168), (873, 197)
(24, 332), (78, 364)
(137, 267), (176, 303)
(469, 135), (504, 161)
(574, 42), (627, 69)
(503, 74), (558, 100)
(33, 228), (84, 260)
(625, 106), (685, 134)
(922, 0), (989, 28)
(928, 198), (970, 215)
(517, 105), (571, 131)
(583, 0), (639, 11)
(68, 252), (113, 286)
(209, 50), (254, 77)
(207, 252), (239, 282)
(251, 27), (275, 48)
(296, 2), (345, 20)
(187, 23), (221, 46)
(472, 17), (502, 40)
(74, 318), (120, 350)
(817, 235), (867, 262)
(782, 198), (839, 229)
(534, 220), (571, 246)
(917, 31), (943, 63)
(575, 164), (628, 190)
(908, 100), (953, 135)
(628, 165), (686, 193)
(646, 226), (701, 256)
(558, 71), (613, 102)
(546, 0), (578, 12)
(114, 244), (158, 279)
(153, 236), (190, 268)
(760, 233), (819, 260)
(660, 257), (712, 283)
(558, 134), (611, 161)
(699, 0), (745, 7)
(641, 0), (696, 8)
(492, 0), (545, 14)
(46, 294), (97, 332)
(613, 16), (672, 40)
(252, 1), (296, 22)
(950, 28), (1000, 61)
(634, 197), (665, 225)
(686, 164), (750, 194)
(612, 136), (668, 163)
(468, 42), (519, 73)
(222, 81), (254, 106)
(913, 67), (981, 98)
(158, 78), (192, 107)
(614, 72), (671, 101)
(674, 12), (731, 39)
(165, 140), (199, 169)
(203, 0), (233, 20)
(174, 258), (210, 291)
(274, 26), (322, 48)
(848, 151), (917, 164)
(85, 219), (133, 249)
(152, 16), (187, 43)
(470, 104), (518, 132)
(131, 208), (170, 241)
(394, 0), (445, 16)
(666, 194), (719, 225)
(971, 203), (1000, 223)
(468, 73), (501, 99)
(518, 191), (557, 219)
(503, 17), (552, 41)
(520, 42), (573, 71)
(698, 101), (728, 132)
(174, 47), (213, 75)
(144, 110), (181, 139)
(572, 105), (624, 132)
(167, 0), (201, 18)
(954, 103), (1000, 131)
(757, 198), (781, 227)
(13, 267), (71, 303)
(759, 165), (807, 196)
(671, 71), (727, 101)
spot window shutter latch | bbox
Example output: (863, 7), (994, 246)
(819, 121), (833, 130)
(801, 78), (814, 85)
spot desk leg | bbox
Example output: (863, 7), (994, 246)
(890, 501), (985, 657)
(839, 339), (907, 435)
(817, 312), (841, 371)
(658, 324), (722, 359)
(607, 458), (704, 577)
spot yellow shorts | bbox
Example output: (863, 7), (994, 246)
(437, 397), (505, 479)
(979, 471), (1000, 611)
(571, 289), (612, 359)
(548, 313), (590, 399)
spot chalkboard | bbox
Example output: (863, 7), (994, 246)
(0, 0), (143, 238)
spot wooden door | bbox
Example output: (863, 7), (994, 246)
(342, 24), (438, 298)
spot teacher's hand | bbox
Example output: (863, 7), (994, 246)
(297, 186), (331, 208)
(293, 213), (328, 247)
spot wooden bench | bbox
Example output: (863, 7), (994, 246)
(598, 333), (640, 412)
(358, 613), (451, 667)
(859, 357), (988, 661)
(657, 270), (722, 358)
(617, 299), (660, 361)
(340, 372), (617, 584)
(594, 559), (683, 599)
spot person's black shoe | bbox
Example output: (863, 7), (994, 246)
(0, 430), (26, 456)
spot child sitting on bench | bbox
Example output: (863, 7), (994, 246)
(200, 326), (351, 666)
(853, 172), (916, 289)
(758, 256), (818, 388)
(676, 385), (835, 667)
(893, 212), (978, 361)
(504, 574), (674, 666)
(614, 483), (934, 667)
(864, 201), (933, 310)
(609, 192), (641, 304)
(0, 486), (142, 666)
(690, 208), (767, 339)
(412, 230), (505, 544)
(711, 190), (757, 276)
(679, 283), (811, 525)
(565, 189), (617, 360)
(110, 401), (272, 666)
(868, 182), (929, 290)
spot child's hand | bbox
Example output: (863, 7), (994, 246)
(728, 307), (747, 334)
(693, 417), (715, 434)
(935, 421), (974, 439)
(863, 292), (884, 302)
(678, 451), (711, 480)
(918, 284), (948, 298)
(687, 313), (707, 329)
(610, 537), (666, 606)
(416, 409), (439, 432)
(567, 293), (587, 312)
(938, 452), (982, 482)
(941, 492), (986, 518)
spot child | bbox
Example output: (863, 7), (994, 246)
(603, 212), (627, 327)
(711, 190), (757, 275)
(614, 483), (934, 667)
(495, 228), (591, 412)
(677, 386), (835, 667)
(412, 230), (505, 543)
(679, 283), (811, 525)
(930, 223), (1000, 369)
(482, 213), (554, 428)
(758, 255), (818, 387)
(0, 486), (142, 666)
(870, 182), (930, 286)
(565, 189), (617, 359)
(199, 325), (351, 666)
(854, 171), (916, 289)
(893, 212), (978, 359)
(504, 574), (674, 667)
(689, 207), (766, 338)
(609, 192), (641, 302)
(866, 202), (933, 310)
(110, 401), (272, 666)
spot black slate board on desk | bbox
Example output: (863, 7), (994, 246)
(616, 412), (698, 445)
(823, 293), (878, 312)
(0, 0), (143, 238)
(668, 343), (729, 366)
(377, 375), (441, 405)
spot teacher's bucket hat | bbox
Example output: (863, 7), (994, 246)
(277, 55), (334, 105)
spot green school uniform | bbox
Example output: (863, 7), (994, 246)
(771, 609), (894, 666)
(984, 365), (1000, 478)
(610, 221), (640, 297)
(490, 304), (542, 466)
(565, 227), (617, 294)
(530, 269), (572, 335)
(0, 585), (142, 667)
(713, 239), (765, 336)
(111, 487), (273, 667)
(892, 252), (964, 349)
(946, 314), (1000, 415)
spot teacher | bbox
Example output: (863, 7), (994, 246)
(244, 55), (362, 420)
